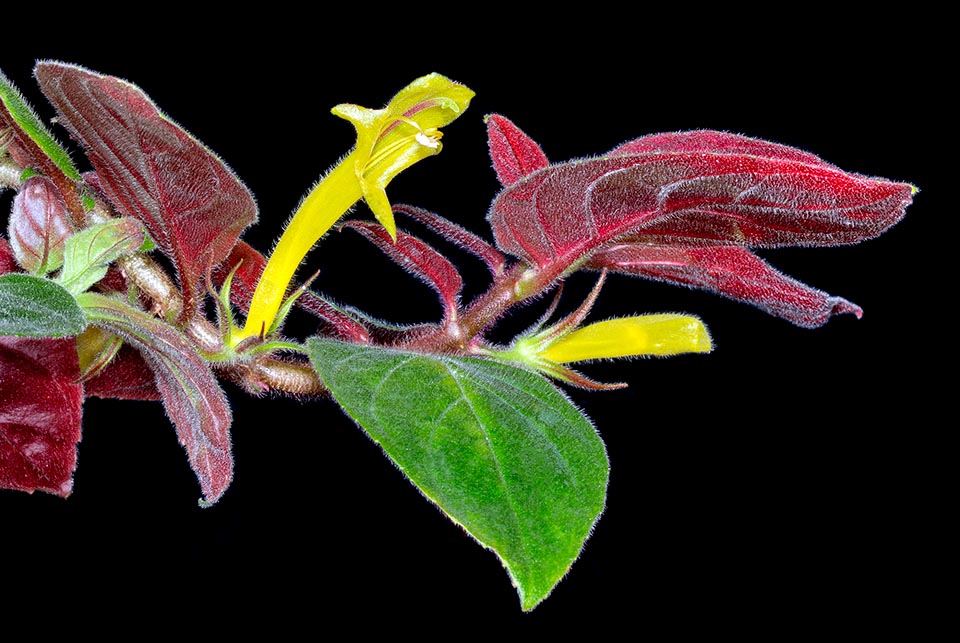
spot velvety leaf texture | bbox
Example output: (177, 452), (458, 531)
(0, 336), (83, 496)
(587, 244), (862, 328)
(78, 292), (233, 505)
(58, 217), (146, 296)
(34, 61), (258, 320)
(487, 121), (915, 326)
(308, 338), (609, 611)
(0, 273), (86, 337)
(485, 113), (550, 186)
(8, 176), (74, 275)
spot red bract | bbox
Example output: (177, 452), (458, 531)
(485, 115), (916, 327)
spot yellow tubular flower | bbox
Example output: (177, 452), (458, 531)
(539, 314), (713, 363)
(234, 74), (474, 346)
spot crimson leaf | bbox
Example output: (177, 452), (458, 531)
(0, 336), (83, 497)
(486, 119), (915, 325)
(34, 61), (258, 322)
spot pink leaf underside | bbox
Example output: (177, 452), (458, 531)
(211, 241), (368, 343)
(344, 221), (463, 316)
(82, 294), (233, 504)
(394, 204), (507, 277)
(588, 243), (862, 328)
(485, 113), (550, 186)
(33, 61), (258, 320)
(83, 343), (161, 401)
(488, 129), (915, 272)
(0, 336), (83, 497)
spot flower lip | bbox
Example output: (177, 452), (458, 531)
(332, 73), (474, 240)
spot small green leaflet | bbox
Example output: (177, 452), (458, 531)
(0, 273), (86, 337)
(308, 338), (609, 611)
(58, 217), (146, 296)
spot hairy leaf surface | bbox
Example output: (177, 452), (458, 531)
(0, 273), (86, 337)
(308, 338), (608, 611)
(486, 120), (915, 324)
(0, 336), (83, 496)
(58, 217), (146, 296)
(34, 61), (258, 321)
(78, 292), (233, 505)
(1, 68), (86, 221)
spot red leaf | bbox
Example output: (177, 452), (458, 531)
(345, 221), (463, 319)
(485, 114), (550, 186)
(34, 62), (258, 322)
(487, 122), (915, 324)
(588, 243), (862, 327)
(607, 129), (839, 168)
(0, 237), (18, 274)
(79, 292), (233, 505)
(1, 336), (83, 497)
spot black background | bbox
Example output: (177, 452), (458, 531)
(1, 11), (945, 635)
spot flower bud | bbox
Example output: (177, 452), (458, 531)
(8, 175), (74, 274)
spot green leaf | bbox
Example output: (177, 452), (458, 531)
(0, 273), (86, 337)
(58, 217), (146, 296)
(0, 68), (82, 181)
(308, 338), (609, 611)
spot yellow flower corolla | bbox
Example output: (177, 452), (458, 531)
(539, 314), (713, 363)
(234, 73), (473, 346)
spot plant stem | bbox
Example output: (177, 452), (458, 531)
(0, 158), (21, 190)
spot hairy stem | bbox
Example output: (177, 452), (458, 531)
(85, 199), (326, 397)
(398, 262), (556, 354)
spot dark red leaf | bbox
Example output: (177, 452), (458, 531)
(79, 292), (233, 505)
(588, 243), (862, 327)
(34, 61), (258, 322)
(485, 113), (549, 186)
(1, 336), (83, 497)
(345, 221), (463, 319)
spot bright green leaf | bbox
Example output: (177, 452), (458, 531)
(58, 217), (146, 296)
(0, 273), (86, 337)
(308, 338), (608, 611)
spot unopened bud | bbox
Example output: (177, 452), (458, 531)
(8, 176), (74, 274)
